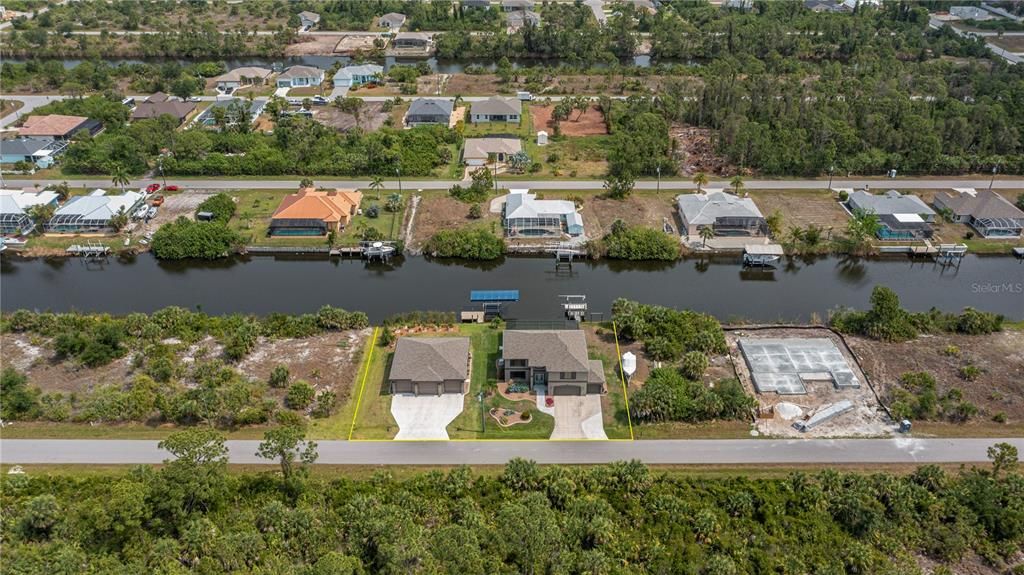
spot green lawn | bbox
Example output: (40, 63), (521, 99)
(589, 344), (632, 440)
(518, 135), (611, 179)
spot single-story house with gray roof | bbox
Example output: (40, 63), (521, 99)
(499, 330), (605, 395)
(676, 190), (767, 237)
(392, 31), (431, 49)
(471, 96), (521, 123)
(405, 98), (454, 126)
(333, 64), (384, 89)
(463, 137), (522, 166)
(276, 65), (324, 88)
(846, 190), (936, 240)
(389, 337), (471, 395)
(933, 188), (1024, 238)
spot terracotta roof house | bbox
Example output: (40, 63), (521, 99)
(463, 137), (522, 166)
(846, 190), (936, 240)
(499, 330), (605, 395)
(213, 67), (273, 92)
(675, 190), (766, 237)
(18, 115), (101, 139)
(379, 12), (407, 31)
(470, 96), (521, 123)
(389, 337), (472, 395)
(276, 65), (324, 88)
(268, 187), (363, 236)
(934, 188), (1024, 238)
(405, 98), (454, 126)
(130, 94), (196, 124)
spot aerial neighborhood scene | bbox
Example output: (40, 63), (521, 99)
(2, 0), (1024, 572)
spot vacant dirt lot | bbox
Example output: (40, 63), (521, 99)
(285, 34), (345, 56)
(407, 193), (501, 250)
(334, 34), (379, 54)
(569, 193), (677, 238)
(671, 124), (738, 176)
(531, 104), (607, 136)
(748, 189), (850, 231)
(314, 102), (391, 132)
(848, 330), (1024, 431)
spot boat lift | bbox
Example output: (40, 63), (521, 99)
(560, 294), (588, 321)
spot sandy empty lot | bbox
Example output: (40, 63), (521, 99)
(408, 193), (501, 250)
(314, 102), (390, 132)
(334, 34), (379, 54)
(749, 189), (850, 232)
(531, 104), (608, 137)
(573, 193), (677, 238)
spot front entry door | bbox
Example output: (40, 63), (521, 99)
(532, 370), (547, 387)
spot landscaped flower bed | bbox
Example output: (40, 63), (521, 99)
(489, 407), (532, 427)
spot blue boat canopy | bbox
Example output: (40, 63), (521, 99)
(470, 290), (520, 302)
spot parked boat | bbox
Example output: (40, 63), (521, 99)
(742, 244), (784, 267)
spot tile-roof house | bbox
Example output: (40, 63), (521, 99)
(0, 189), (60, 235)
(389, 337), (472, 395)
(276, 65), (324, 88)
(45, 190), (144, 233)
(675, 190), (766, 237)
(504, 188), (584, 237)
(470, 96), (522, 123)
(379, 12), (407, 31)
(130, 94), (196, 124)
(213, 67), (273, 92)
(405, 98), (454, 126)
(18, 115), (101, 139)
(934, 188), (1024, 239)
(392, 31), (431, 48)
(507, 9), (541, 29)
(333, 64), (384, 88)
(0, 137), (65, 168)
(499, 330), (605, 395)
(269, 187), (363, 236)
(298, 10), (320, 29)
(847, 190), (936, 240)
(463, 137), (522, 166)
(502, 0), (535, 11)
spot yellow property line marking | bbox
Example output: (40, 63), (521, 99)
(347, 327), (379, 441)
(613, 321), (636, 441)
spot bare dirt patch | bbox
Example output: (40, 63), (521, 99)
(285, 34), (345, 56)
(334, 34), (379, 54)
(847, 330), (1024, 430)
(444, 74), (502, 96)
(531, 104), (607, 136)
(670, 124), (737, 176)
(408, 193), (500, 250)
(574, 193), (677, 238)
(748, 189), (850, 231)
(313, 102), (390, 132)
(726, 327), (892, 438)
(2, 333), (135, 395)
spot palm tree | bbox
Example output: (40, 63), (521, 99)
(730, 175), (745, 196)
(110, 164), (131, 193)
(369, 175), (384, 199)
(693, 172), (708, 193)
(699, 225), (715, 248)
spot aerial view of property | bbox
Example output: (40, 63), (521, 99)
(2, 0), (1024, 572)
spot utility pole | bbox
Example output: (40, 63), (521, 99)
(656, 165), (661, 194)
(391, 165), (402, 240)
(989, 164), (998, 190)
(827, 164), (834, 191)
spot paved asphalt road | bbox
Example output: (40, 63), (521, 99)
(2, 438), (1022, 465)
(3, 177), (1023, 191)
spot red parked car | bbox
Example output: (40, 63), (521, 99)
(146, 183), (161, 193)
(164, 185), (180, 192)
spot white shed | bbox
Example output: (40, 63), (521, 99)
(536, 130), (548, 146)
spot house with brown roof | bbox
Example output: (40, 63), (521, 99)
(499, 330), (605, 395)
(18, 115), (102, 140)
(268, 187), (363, 236)
(933, 188), (1024, 238)
(389, 337), (472, 395)
(213, 67), (274, 93)
(130, 94), (196, 125)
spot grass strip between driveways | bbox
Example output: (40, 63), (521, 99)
(612, 321), (636, 441)
(347, 327), (379, 441)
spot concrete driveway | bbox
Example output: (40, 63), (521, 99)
(550, 395), (607, 440)
(391, 394), (464, 440)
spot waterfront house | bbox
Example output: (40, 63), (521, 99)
(803, 0), (853, 13)
(379, 12), (407, 31)
(276, 65), (324, 89)
(470, 96), (521, 123)
(0, 189), (59, 235)
(130, 94), (196, 125)
(846, 190), (936, 240)
(506, 9), (540, 29)
(499, 330), (605, 396)
(503, 188), (584, 237)
(195, 98), (266, 128)
(933, 188), (1024, 239)
(501, 0), (535, 11)
(462, 0), (492, 8)
(675, 190), (767, 238)
(389, 337), (471, 395)
(0, 137), (65, 168)
(333, 64), (384, 89)
(405, 98), (454, 126)
(949, 6), (993, 20)
(268, 187), (363, 236)
(392, 31), (431, 49)
(298, 10), (320, 30)
(44, 190), (144, 233)
(212, 66), (273, 93)
(463, 137), (522, 167)
(18, 114), (102, 140)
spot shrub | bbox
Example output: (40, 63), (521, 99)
(311, 391), (337, 419)
(285, 381), (316, 410)
(425, 228), (504, 260)
(629, 369), (754, 424)
(468, 203), (482, 219)
(958, 365), (981, 381)
(601, 221), (680, 261)
(151, 217), (243, 260)
(268, 365), (289, 389)
(830, 286), (918, 342)
(942, 345), (960, 357)
(680, 351), (709, 380)
(613, 299), (726, 360)
(1, 367), (39, 420)
(993, 412), (1008, 424)
(195, 193), (236, 223)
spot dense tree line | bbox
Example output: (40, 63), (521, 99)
(424, 227), (505, 260)
(309, 0), (501, 32)
(590, 219), (681, 260)
(613, 299), (727, 362)
(1, 59), (224, 95)
(2, 443), (1022, 574)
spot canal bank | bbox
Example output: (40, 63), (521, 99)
(2, 253), (1021, 322)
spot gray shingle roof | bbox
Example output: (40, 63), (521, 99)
(1, 137), (54, 156)
(848, 190), (935, 217)
(408, 98), (454, 117)
(390, 337), (471, 383)
(503, 330), (590, 374)
(278, 65), (322, 80)
(472, 96), (521, 116)
(675, 190), (764, 225)
(936, 189), (1024, 220)
(464, 137), (522, 160)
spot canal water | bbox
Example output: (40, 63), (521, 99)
(2, 254), (1021, 322)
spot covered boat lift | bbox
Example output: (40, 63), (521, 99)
(743, 243), (784, 267)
